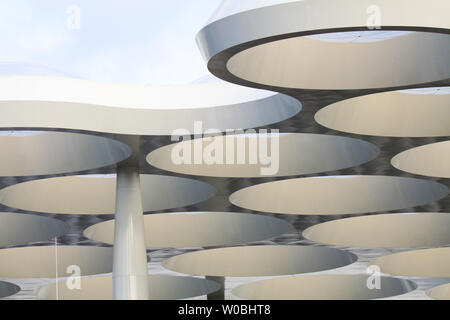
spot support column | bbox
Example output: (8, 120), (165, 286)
(206, 276), (225, 300)
(113, 165), (149, 300)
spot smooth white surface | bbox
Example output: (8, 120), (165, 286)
(0, 212), (68, 247)
(198, 0), (450, 90)
(315, 91), (450, 137)
(0, 246), (113, 278)
(147, 133), (379, 178)
(0, 174), (216, 214)
(392, 141), (450, 178)
(232, 274), (417, 300)
(84, 212), (293, 248)
(0, 131), (131, 176)
(35, 275), (220, 300)
(0, 76), (300, 135)
(0, 76), (275, 108)
(163, 245), (357, 277)
(371, 247), (450, 278)
(427, 283), (450, 300)
(229, 176), (448, 215)
(303, 213), (450, 249)
(227, 32), (450, 90)
(208, 0), (298, 23)
(113, 167), (149, 300)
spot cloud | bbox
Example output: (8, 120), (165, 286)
(0, 0), (221, 84)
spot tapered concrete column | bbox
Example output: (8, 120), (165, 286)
(113, 165), (149, 300)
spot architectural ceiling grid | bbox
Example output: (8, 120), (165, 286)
(0, 0), (449, 300)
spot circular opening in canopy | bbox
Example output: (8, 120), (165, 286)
(303, 213), (450, 249)
(0, 212), (69, 247)
(0, 246), (113, 278)
(163, 245), (357, 277)
(315, 90), (450, 137)
(0, 175), (216, 214)
(84, 212), (293, 248)
(370, 247), (450, 278)
(229, 176), (448, 215)
(227, 32), (450, 90)
(198, 0), (450, 91)
(147, 133), (379, 178)
(35, 275), (220, 300)
(232, 274), (417, 300)
(427, 283), (450, 300)
(0, 131), (131, 176)
(392, 141), (450, 178)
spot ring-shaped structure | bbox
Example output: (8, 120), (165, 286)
(427, 283), (450, 300)
(315, 90), (450, 137)
(232, 275), (417, 300)
(147, 133), (379, 178)
(303, 213), (450, 249)
(0, 246), (113, 278)
(0, 212), (69, 247)
(84, 212), (293, 248)
(35, 275), (220, 300)
(392, 141), (450, 178)
(163, 245), (357, 277)
(0, 76), (300, 135)
(0, 131), (131, 176)
(198, 0), (450, 90)
(370, 247), (450, 278)
(0, 174), (216, 215)
(229, 176), (448, 215)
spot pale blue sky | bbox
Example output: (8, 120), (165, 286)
(0, 0), (221, 84)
